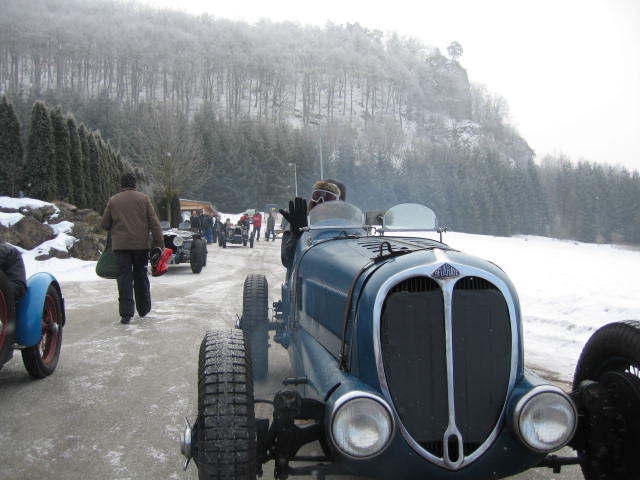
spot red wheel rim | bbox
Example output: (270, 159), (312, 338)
(39, 294), (60, 365)
(0, 290), (8, 348)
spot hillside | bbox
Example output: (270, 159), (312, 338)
(1, 0), (639, 245)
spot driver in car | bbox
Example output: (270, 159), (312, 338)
(279, 179), (345, 270)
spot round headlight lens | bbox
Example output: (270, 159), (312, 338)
(516, 389), (577, 453)
(172, 236), (184, 246)
(331, 396), (393, 458)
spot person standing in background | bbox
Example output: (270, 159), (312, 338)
(252, 210), (262, 241)
(265, 211), (276, 241)
(101, 173), (164, 325)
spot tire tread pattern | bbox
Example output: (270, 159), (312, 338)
(197, 329), (256, 480)
(242, 274), (269, 381)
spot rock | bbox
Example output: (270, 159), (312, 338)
(69, 222), (106, 260)
(35, 248), (71, 261)
(24, 204), (57, 223)
(0, 225), (21, 244)
(12, 216), (55, 250)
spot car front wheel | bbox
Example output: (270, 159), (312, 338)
(190, 239), (206, 274)
(21, 284), (63, 378)
(195, 329), (257, 480)
(572, 320), (640, 479)
(241, 274), (269, 381)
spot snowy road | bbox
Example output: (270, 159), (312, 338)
(0, 237), (594, 479)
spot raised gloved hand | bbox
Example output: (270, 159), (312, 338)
(279, 197), (308, 237)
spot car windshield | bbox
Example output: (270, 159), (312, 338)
(383, 203), (438, 232)
(308, 201), (364, 229)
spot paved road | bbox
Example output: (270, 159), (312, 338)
(0, 240), (583, 479)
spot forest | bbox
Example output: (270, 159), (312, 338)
(0, 0), (638, 244)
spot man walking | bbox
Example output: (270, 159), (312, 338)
(101, 173), (164, 324)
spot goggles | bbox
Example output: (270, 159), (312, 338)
(311, 189), (339, 203)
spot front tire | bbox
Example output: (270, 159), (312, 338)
(21, 284), (63, 378)
(241, 274), (269, 381)
(191, 239), (206, 274)
(196, 329), (256, 480)
(573, 320), (640, 479)
(0, 271), (16, 370)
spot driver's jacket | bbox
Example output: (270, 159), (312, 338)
(0, 242), (27, 300)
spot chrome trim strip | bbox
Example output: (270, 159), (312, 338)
(372, 252), (520, 470)
(327, 390), (396, 460)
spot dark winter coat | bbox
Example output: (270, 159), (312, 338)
(0, 241), (27, 300)
(101, 188), (164, 251)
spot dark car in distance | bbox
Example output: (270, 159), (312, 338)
(181, 201), (639, 480)
(159, 221), (207, 274)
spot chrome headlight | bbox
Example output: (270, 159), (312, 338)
(514, 386), (577, 453)
(330, 392), (394, 458)
(172, 236), (184, 247)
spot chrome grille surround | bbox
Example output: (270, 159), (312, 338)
(372, 252), (520, 470)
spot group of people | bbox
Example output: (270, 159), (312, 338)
(186, 211), (217, 244)
(231, 210), (278, 242)
(1, 172), (344, 328)
(52, 172), (342, 326)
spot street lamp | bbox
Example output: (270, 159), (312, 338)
(288, 162), (298, 197)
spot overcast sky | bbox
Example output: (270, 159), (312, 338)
(140, 0), (640, 172)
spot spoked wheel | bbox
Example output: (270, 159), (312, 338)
(22, 284), (63, 378)
(190, 239), (205, 274)
(0, 271), (16, 370)
(572, 320), (640, 479)
(195, 329), (257, 480)
(241, 274), (269, 381)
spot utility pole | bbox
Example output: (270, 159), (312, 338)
(288, 162), (298, 197)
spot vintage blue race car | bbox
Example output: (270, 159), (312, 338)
(181, 201), (639, 480)
(0, 271), (65, 378)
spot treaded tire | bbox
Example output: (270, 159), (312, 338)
(196, 329), (256, 480)
(0, 271), (16, 370)
(191, 239), (205, 274)
(21, 283), (63, 378)
(573, 320), (640, 480)
(241, 274), (269, 381)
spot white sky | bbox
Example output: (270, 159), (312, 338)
(139, 0), (640, 172)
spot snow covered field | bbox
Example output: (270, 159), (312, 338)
(4, 197), (639, 383)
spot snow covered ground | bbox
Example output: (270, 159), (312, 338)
(3, 197), (639, 383)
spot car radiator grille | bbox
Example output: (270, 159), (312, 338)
(380, 275), (511, 465)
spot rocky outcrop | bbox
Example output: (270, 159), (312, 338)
(0, 199), (105, 261)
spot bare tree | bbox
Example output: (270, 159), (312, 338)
(131, 105), (209, 221)
(447, 41), (463, 62)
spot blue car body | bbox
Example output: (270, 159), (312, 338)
(16, 272), (65, 347)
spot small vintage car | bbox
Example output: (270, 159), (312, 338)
(181, 201), (639, 480)
(0, 271), (65, 378)
(219, 222), (255, 248)
(159, 221), (207, 274)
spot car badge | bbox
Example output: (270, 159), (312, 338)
(432, 263), (460, 279)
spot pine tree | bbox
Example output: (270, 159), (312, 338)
(0, 96), (24, 196)
(78, 123), (93, 208)
(24, 101), (56, 200)
(51, 107), (73, 201)
(67, 115), (86, 207)
(87, 131), (104, 211)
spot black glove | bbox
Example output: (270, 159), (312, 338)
(279, 197), (308, 237)
(149, 247), (162, 267)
